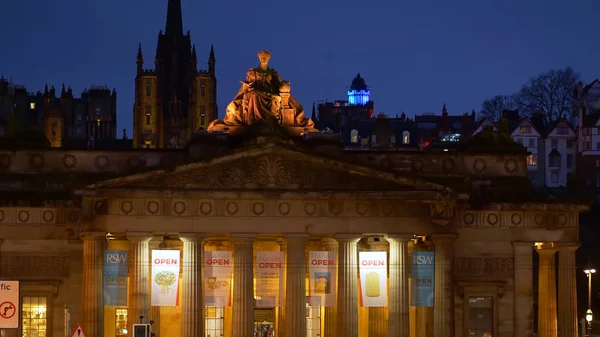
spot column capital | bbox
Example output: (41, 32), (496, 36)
(284, 233), (310, 242)
(429, 233), (457, 243)
(386, 234), (414, 243)
(512, 241), (535, 249)
(335, 233), (361, 243)
(231, 233), (256, 243)
(535, 246), (557, 255)
(81, 231), (106, 241)
(179, 233), (206, 242)
(126, 232), (153, 242)
(555, 242), (580, 251)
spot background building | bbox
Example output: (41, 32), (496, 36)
(132, 0), (217, 149)
(0, 77), (118, 148)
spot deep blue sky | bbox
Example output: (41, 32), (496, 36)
(1, 0), (599, 135)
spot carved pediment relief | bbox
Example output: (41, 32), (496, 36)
(90, 147), (447, 193)
(120, 154), (417, 191)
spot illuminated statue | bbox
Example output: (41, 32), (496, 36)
(208, 50), (316, 133)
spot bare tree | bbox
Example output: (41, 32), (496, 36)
(515, 67), (580, 126)
(478, 95), (516, 121)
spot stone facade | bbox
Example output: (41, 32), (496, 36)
(0, 132), (588, 337)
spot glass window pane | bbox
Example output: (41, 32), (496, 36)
(22, 297), (48, 337)
(468, 296), (493, 337)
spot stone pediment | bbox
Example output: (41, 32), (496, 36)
(85, 145), (449, 193)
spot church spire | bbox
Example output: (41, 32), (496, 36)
(165, 0), (183, 36)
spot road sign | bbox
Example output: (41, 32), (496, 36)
(70, 324), (86, 337)
(0, 281), (19, 328)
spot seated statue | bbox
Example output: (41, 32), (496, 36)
(208, 50), (316, 134)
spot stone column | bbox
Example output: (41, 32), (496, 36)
(323, 239), (338, 337)
(0, 239), (4, 277)
(232, 235), (255, 337)
(558, 244), (579, 337)
(431, 234), (455, 337)
(127, 233), (152, 334)
(513, 242), (534, 337)
(149, 238), (162, 333)
(81, 232), (105, 337)
(278, 241), (287, 337)
(336, 234), (360, 337)
(285, 234), (309, 337)
(537, 247), (558, 337)
(180, 233), (205, 337)
(388, 235), (411, 337)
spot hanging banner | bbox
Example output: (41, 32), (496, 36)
(308, 251), (337, 306)
(103, 250), (129, 306)
(359, 251), (387, 307)
(411, 251), (435, 307)
(204, 251), (233, 307)
(151, 250), (181, 306)
(255, 251), (284, 308)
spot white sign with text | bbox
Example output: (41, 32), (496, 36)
(0, 281), (20, 328)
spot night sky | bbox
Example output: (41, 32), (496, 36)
(1, 0), (599, 135)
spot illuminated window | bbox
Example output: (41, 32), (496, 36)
(519, 126), (531, 133)
(205, 306), (224, 337)
(527, 154), (537, 166)
(350, 129), (359, 144)
(22, 297), (47, 337)
(30, 102), (35, 110)
(115, 308), (128, 337)
(402, 131), (410, 144)
(467, 297), (493, 337)
(306, 304), (321, 337)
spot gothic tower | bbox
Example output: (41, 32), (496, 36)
(133, 0), (218, 148)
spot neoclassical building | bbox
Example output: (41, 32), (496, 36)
(0, 128), (587, 337)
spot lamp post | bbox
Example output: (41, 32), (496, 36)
(584, 268), (596, 337)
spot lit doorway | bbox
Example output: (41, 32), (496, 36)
(306, 305), (321, 337)
(205, 307), (224, 337)
(254, 309), (275, 337)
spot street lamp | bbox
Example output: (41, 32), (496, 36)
(584, 268), (596, 337)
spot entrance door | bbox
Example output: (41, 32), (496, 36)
(306, 305), (321, 337)
(254, 309), (275, 337)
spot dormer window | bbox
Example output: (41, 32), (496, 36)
(557, 127), (568, 135)
(402, 131), (410, 144)
(519, 126), (531, 133)
(350, 129), (359, 144)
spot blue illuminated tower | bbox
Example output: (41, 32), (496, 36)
(347, 73), (370, 106)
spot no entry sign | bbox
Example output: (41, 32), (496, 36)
(0, 281), (20, 328)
